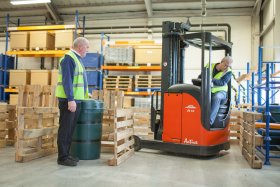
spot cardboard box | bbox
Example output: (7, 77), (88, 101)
(30, 70), (50, 86)
(50, 69), (59, 85)
(9, 70), (30, 86)
(29, 31), (55, 50)
(135, 47), (162, 64)
(9, 94), (18, 105)
(55, 30), (74, 49)
(10, 32), (29, 50)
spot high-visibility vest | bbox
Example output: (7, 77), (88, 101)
(210, 63), (232, 93)
(55, 50), (89, 100)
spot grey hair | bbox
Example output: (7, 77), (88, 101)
(222, 56), (233, 64)
(73, 37), (89, 48)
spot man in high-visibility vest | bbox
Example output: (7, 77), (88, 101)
(56, 37), (89, 166)
(210, 56), (233, 126)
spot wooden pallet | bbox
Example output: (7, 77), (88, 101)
(6, 105), (17, 146)
(30, 47), (50, 51)
(104, 62), (133, 66)
(236, 103), (251, 110)
(55, 47), (70, 50)
(134, 62), (161, 66)
(0, 128), (7, 148)
(135, 75), (161, 80)
(103, 76), (133, 91)
(92, 90), (124, 109)
(0, 104), (8, 148)
(135, 75), (162, 87)
(15, 107), (59, 162)
(11, 48), (28, 51)
(229, 109), (243, 144)
(102, 109), (134, 166)
(17, 85), (57, 107)
(236, 73), (251, 83)
(241, 112), (263, 169)
(132, 107), (154, 140)
(134, 83), (161, 88)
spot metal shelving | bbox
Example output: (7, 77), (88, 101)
(3, 12), (84, 101)
(6, 50), (68, 57)
(252, 46), (280, 165)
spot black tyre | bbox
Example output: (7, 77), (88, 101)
(133, 135), (141, 151)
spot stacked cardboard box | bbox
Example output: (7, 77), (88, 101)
(29, 31), (55, 50)
(55, 30), (74, 49)
(10, 32), (29, 50)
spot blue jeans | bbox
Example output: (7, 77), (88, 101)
(210, 91), (227, 125)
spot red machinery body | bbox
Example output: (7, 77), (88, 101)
(162, 93), (230, 146)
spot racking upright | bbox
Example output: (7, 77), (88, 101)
(3, 11), (85, 101)
(252, 46), (280, 165)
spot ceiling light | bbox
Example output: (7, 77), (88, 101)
(11, 0), (51, 5)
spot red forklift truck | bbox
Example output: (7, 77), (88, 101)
(134, 21), (232, 156)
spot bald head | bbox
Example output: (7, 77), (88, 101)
(221, 56), (233, 65)
(218, 56), (233, 72)
(72, 37), (90, 58)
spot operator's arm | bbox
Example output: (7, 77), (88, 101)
(212, 72), (232, 86)
(60, 55), (76, 101)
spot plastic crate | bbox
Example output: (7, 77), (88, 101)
(83, 53), (100, 68)
(86, 70), (100, 86)
(0, 54), (15, 69)
(0, 70), (9, 85)
(0, 86), (9, 101)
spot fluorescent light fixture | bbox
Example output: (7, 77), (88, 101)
(11, 0), (51, 5)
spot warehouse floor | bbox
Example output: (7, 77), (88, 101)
(0, 144), (279, 187)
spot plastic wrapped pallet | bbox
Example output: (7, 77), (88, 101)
(104, 47), (133, 65)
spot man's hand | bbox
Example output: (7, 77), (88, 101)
(68, 101), (77, 112)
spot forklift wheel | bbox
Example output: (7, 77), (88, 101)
(133, 135), (141, 151)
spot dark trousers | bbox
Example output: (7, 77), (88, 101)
(210, 91), (227, 125)
(57, 100), (81, 161)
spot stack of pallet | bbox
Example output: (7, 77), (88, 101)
(241, 111), (263, 169)
(135, 75), (161, 91)
(229, 109), (242, 144)
(0, 104), (17, 148)
(132, 108), (154, 140)
(8, 69), (59, 105)
(103, 108), (134, 166)
(0, 104), (8, 148)
(6, 105), (17, 146)
(15, 85), (59, 162)
(103, 75), (133, 91)
(92, 90), (135, 166)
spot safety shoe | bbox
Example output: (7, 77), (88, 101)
(57, 158), (77, 166)
(68, 155), (79, 162)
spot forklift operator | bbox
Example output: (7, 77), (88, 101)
(209, 56), (233, 125)
(198, 56), (233, 125)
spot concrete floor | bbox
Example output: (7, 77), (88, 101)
(0, 144), (279, 187)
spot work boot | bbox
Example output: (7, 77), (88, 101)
(57, 158), (77, 166)
(68, 155), (79, 162)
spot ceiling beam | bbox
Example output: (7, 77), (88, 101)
(45, 2), (63, 23)
(144, 0), (153, 17)
(252, 0), (262, 16)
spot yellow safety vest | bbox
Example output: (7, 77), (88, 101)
(55, 51), (89, 100)
(210, 63), (232, 93)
